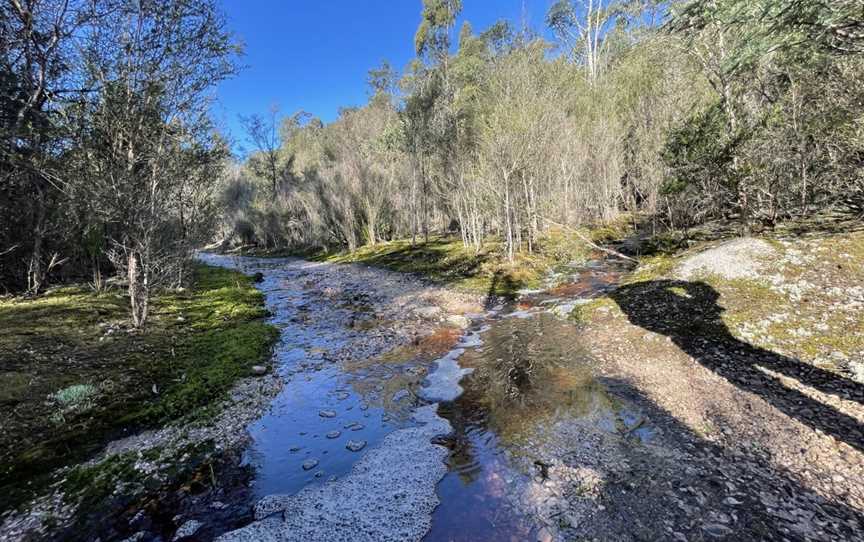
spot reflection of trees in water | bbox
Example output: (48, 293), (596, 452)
(465, 313), (598, 437)
(436, 400), (485, 486)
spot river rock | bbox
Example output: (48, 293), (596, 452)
(252, 272), (265, 283)
(391, 389), (410, 402)
(415, 306), (442, 319)
(302, 459), (319, 470)
(251, 365), (267, 376)
(326, 431), (341, 439)
(319, 410), (337, 418)
(346, 440), (366, 452)
(172, 519), (203, 541)
(446, 314), (470, 328)
(702, 523), (733, 538)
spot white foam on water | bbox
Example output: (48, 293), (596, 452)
(216, 405), (451, 542)
(457, 325), (490, 348)
(418, 348), (473, 402)
(503, 309), (536, 320)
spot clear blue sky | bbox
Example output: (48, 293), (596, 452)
(213, 1), (556, 148)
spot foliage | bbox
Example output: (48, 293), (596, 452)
(664, 0), (864, 228)
(222, 3), (710, 259)
(48, 384), (100, 424)
(0, 0), (239, 330)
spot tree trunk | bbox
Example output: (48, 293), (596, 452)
(27, 186), (47, 295)
(128, 250), (149, 328)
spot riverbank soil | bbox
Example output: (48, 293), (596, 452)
(557, 228), (864, 540)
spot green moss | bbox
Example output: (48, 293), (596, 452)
(312, 236), (534, 297)
(301, 230), (614, 298)
(568, 298), (617, 323)
(62, 452), (140, 509)
(0, 263), (277, 513)
(626, 253), (678, 283)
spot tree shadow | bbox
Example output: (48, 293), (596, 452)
(484, 269), (519, 310)
(585, 377), (864, 540)
(609, 280), (864, 452)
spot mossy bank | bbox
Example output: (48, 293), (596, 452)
(0, 263), (278, 525)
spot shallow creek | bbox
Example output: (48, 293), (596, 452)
(199, 253), (650, 541)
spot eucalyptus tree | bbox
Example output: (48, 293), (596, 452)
(241, 105), (284, 195)
(406, 0), (464, 243)
(547, 0), (621, 85)
(76, 0), (239, 327)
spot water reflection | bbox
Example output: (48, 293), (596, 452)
(426, 260), (645, 542)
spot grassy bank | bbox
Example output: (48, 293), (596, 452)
(0, 264), (278, 512)
(236, 223), (630, 298)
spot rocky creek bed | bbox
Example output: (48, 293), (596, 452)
(4, 235), (864, 541)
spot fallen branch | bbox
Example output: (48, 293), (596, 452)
(541, 217), (638, 263)
(0, 244), (19, 257)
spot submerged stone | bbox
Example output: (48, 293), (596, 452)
(345, 440), (367, 452)
(302, 459), (319, 470)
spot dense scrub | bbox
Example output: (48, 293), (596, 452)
(0, 0), (238, 328)
(0, 264), (278, 512)
(220, 0), (863, 261)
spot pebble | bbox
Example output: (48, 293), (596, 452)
(319, 410), (337, 418)
(346, 440), (367, 452)
(251, 365), (267, 376)
(302, 459), (319, 470)
(701, 523), (733, 538)
(326, 431), (341, 439)
(172, 519), (203, 541)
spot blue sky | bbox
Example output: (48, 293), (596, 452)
(213, 1), (556, 147)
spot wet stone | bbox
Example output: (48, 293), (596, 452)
(172, 519), (203, 541)
(319, 410), (337, 418)
(326, 431), (341, 439)
(702, 523), (733, 538)
(302, 459), (319, 470)
(346, 440), (367, 452)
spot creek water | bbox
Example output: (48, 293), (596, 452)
(200, 253), (651, 541)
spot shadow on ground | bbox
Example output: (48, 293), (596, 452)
(584, 377), (864, 541)
(609, 280), (864, 452)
